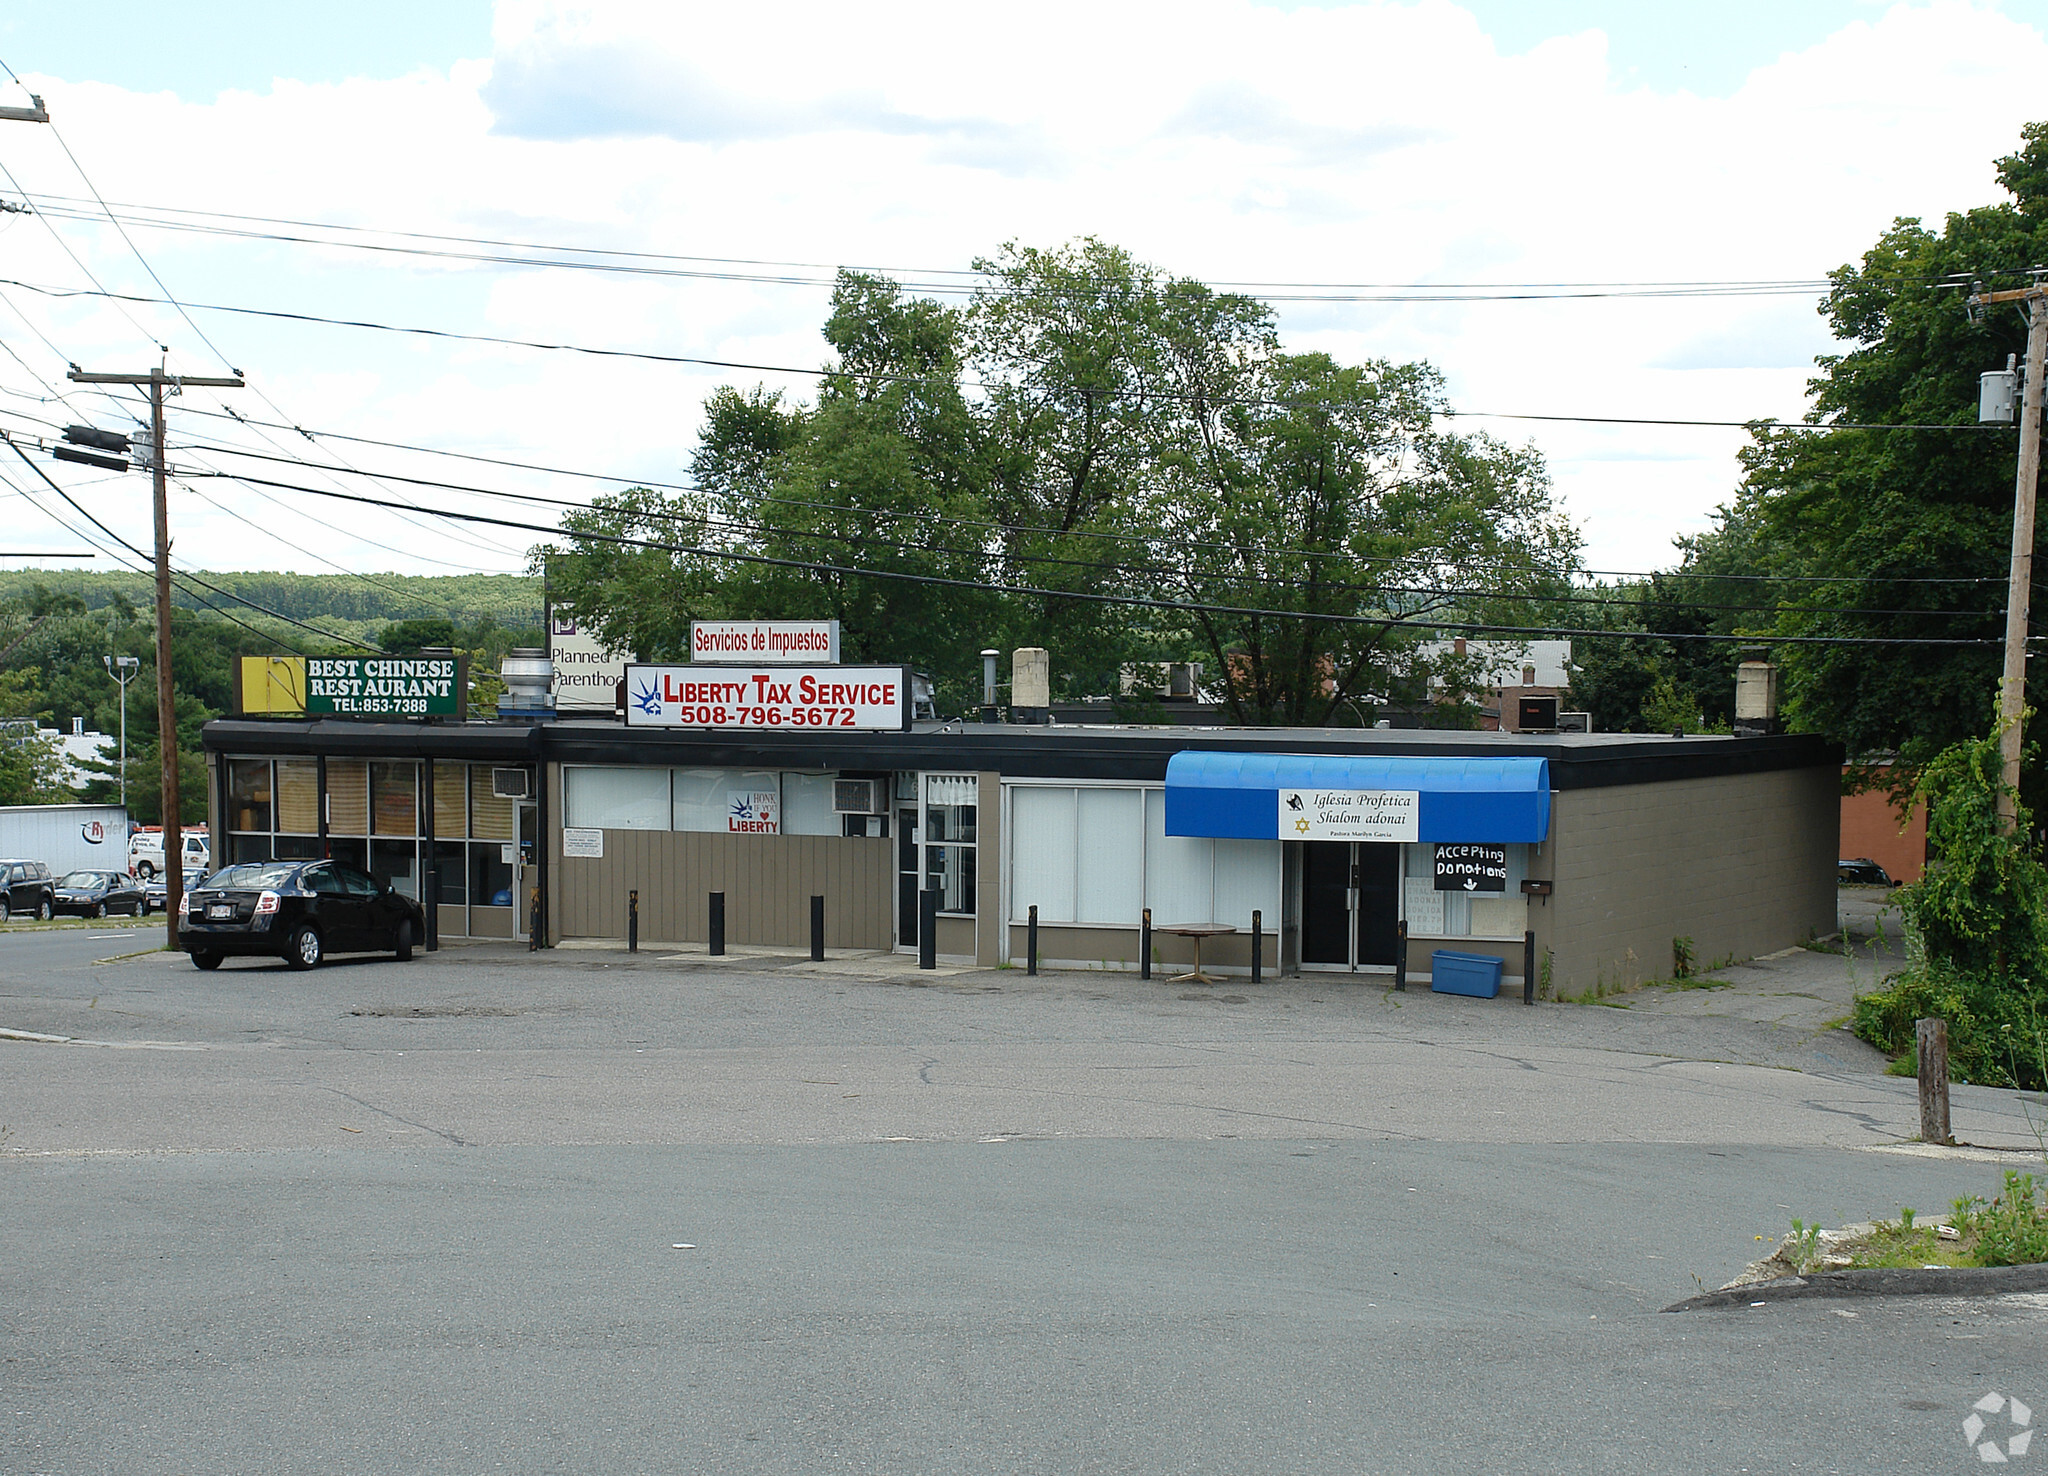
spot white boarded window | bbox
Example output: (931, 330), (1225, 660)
(673, 769), (782, 832)
(1076, 787), (1145, 925)
(781, 772), (840, 835)
(1011, 787), (1078, 923)
(564, 766), (669, 830)
(1144, 788), (1214, 926)
(1213, 838), (1281, 929)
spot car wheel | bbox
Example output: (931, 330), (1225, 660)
(91, 902), (106, 919)
(191, 950), (223, 971)
(284, 924), (323, 971)
(0, 897), (10, 923)
(394, 919), (415, 962)
(137, 861), (156, 882)
(37, 897), (53, 922)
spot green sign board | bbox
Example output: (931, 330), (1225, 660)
(305, 656), (463, 717)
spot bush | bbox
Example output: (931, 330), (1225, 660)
(1851, 718), (2048, 1088)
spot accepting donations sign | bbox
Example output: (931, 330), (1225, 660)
(235, 655), (465, 718)
(625, 664), (910, 730)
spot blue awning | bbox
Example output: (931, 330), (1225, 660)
(1164, 751), (1551, 843)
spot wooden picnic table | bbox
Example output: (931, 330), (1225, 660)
(1154, 922), (1238, 984)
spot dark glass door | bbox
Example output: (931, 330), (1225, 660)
(1355, 844), (1401, 967)
(1301, 842), (1352, 966)
(897, 805), (919, 946)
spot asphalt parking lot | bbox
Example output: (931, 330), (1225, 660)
(5, 910), (2045, 1473)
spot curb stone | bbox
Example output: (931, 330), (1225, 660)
(1663, 1263), (2048, 1311)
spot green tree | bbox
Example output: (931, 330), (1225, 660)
(1716, 122), (2048, 792)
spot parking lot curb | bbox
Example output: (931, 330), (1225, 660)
(1662, 1262), (2048, 1311)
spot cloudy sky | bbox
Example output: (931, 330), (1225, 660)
(0, 0), (2040, 587)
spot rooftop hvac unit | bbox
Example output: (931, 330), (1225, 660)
(491, 767), (532, 800)
(833, 778), (883, 815)
(1556, 711), (1592, 733)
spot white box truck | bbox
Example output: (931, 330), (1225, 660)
(0, 803), (132, 876)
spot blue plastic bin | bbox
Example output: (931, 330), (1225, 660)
(1430, 949), (1504, 999)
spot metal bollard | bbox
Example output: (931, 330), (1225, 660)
(918, 888), (938, 970)
(810, 894), (825, 961)
(1027, 904), (1038, 975)
(423, 870), (439, 952)
(1523, 928), (1536, 1005)
(1393, 919), (1408, 991)
(628, 888), (639, 953)
(709, 891), (725, 956)
(1251, 909), (1262, 985)
(1140, 907), (1152, 981)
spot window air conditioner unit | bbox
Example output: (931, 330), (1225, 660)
(1517, 695), (1560, 731)
(833, 778), (883, 815)
(491, 767), (532, 800)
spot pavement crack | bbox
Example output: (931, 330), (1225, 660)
(321, 1087), (473, 1147)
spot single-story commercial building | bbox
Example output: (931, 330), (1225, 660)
(200, 711), (1841, 995)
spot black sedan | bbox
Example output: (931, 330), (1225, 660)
(180, 858), (426, 971)
(1838, 857), (1897, 886)
(53, 869), (149, 918)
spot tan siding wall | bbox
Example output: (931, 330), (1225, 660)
(1544, 766), (1837, 997)
(975, 771), (1000, 964)
(555, 827), (893, 949)
(1008, 922), (1277, 975)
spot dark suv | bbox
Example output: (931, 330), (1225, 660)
(0, 860), (56, 922)
(180, 858), (426, 971)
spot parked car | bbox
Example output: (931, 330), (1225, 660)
(53, 869), (148, 918)
(142, 874), (170, 915)
(0, 859), (56, 922)
(1838, 857), (1896, 886)
(129, 827), (209, 882)
(180, 858), (425, 971)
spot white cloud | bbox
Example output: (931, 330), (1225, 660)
(0, 0), (2041, 580)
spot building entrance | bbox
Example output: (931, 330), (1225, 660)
(1300, 841), (1401, 970)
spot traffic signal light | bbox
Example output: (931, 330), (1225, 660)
(54, 424), (131, 472)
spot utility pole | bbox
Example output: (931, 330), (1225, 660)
(67, 362), (243, 945)
(1969, 281), (2048, 831)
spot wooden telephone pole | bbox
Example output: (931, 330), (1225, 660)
(1969, 283), (2048, 830)
(66, 363), (243, 945)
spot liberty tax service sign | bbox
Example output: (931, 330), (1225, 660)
(1277, 788), (1419, 842)
(691, 619), (840, 664)
(625, 664), (910, 731)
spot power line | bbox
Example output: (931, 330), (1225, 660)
(0, 275), (2009, 435)
(204, 466), (2006, 649)
(171, 440), (2005, 622)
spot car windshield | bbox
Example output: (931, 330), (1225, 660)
(204, 862), (301, 891)
(58, 871), (110, 888)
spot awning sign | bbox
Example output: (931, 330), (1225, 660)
(1434, 842), (1508, 892)
(1277, 788), (1419, 842)
(691, 619), (840, 664)
(625, 664), (910, 730)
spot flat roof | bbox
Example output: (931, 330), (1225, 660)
(203, 715), (1839, 791)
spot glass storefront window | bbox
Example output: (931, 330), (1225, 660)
(371, 761), (417, 836)
(924, 774), (978, 915)
(432, 762), (467, 837)
(228, 759), (272, 833)
(370, 837), (418, 897)
(431, 840), (466, 906)
(471, 841), (513, 907)
(326, 761), (369, 836)
(276, 759), (318, 835)
(470, 768), (515, 842)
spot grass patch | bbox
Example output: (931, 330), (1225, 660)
(1751, 1178), (2048, 1282)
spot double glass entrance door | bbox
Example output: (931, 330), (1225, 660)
(1302, 841), (1401, 970)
